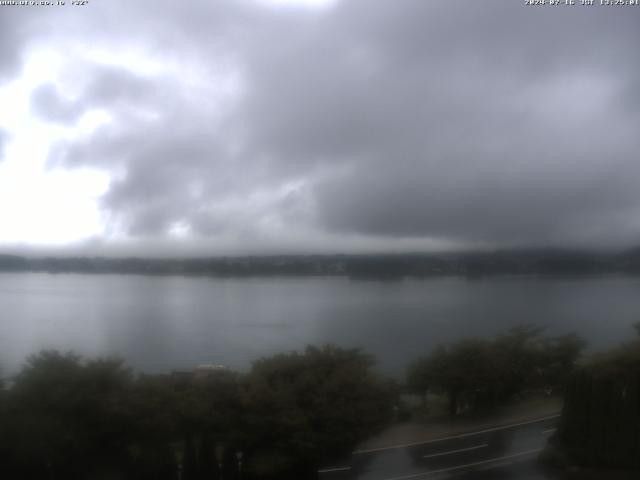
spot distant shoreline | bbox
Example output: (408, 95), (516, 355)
(0, 269), (637, 282)
(2, 248), (640, 278)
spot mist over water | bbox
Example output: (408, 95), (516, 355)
(1, 272), (639, 377)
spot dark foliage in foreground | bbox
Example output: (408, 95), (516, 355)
(546, 324), (640, 472)
(406, 326), (585, 416)
(0, 346), (395, 480)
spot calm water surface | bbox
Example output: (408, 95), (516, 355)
(1, 273), (639, 376)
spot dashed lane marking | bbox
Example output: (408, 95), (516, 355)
(422, 443), (488, 459)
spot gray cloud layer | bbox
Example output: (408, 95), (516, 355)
(6, 0), (640, 251)
(0, 129), (8, 161)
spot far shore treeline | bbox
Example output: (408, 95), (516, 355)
(3, 247), (640, 278)
(0, 326), (595, 479)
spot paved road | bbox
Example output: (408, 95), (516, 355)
(319, 415), (560, 480)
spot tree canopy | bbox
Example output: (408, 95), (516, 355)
(1, 345), (395, 479)
(407, 326), (585, 416)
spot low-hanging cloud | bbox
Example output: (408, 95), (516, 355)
(11, 0), (640, 252)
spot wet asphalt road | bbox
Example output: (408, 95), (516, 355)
(319, 415), (560, 480)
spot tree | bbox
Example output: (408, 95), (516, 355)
(0, 369), (8, 474)
(407, 326), (585, 417)
(127, 368), (244, 480)
(493, 325), (546, 398)
(550, 339), (640, 471)
(538, 333), (586, 392)
(241, 345), (395, 478)
(408, 340), (500, 416)
(5, 351), (135, 479)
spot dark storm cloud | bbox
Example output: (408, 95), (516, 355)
(26, 0), (640, 249)
(236, 1), (640, 246)
(46, 62), (270, 238)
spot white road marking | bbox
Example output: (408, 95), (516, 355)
(317, 466), (351, 473)
(422, 443), (488, 459)
(542, 428), (557, 434)
(353, 414), (560, 454)
(381, 448), (543, 480)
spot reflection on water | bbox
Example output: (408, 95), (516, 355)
(1, 273), (640, 375)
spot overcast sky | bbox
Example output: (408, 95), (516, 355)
(0, 0), (639, 256)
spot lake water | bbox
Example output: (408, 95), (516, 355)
(1, 273), (639, 377)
